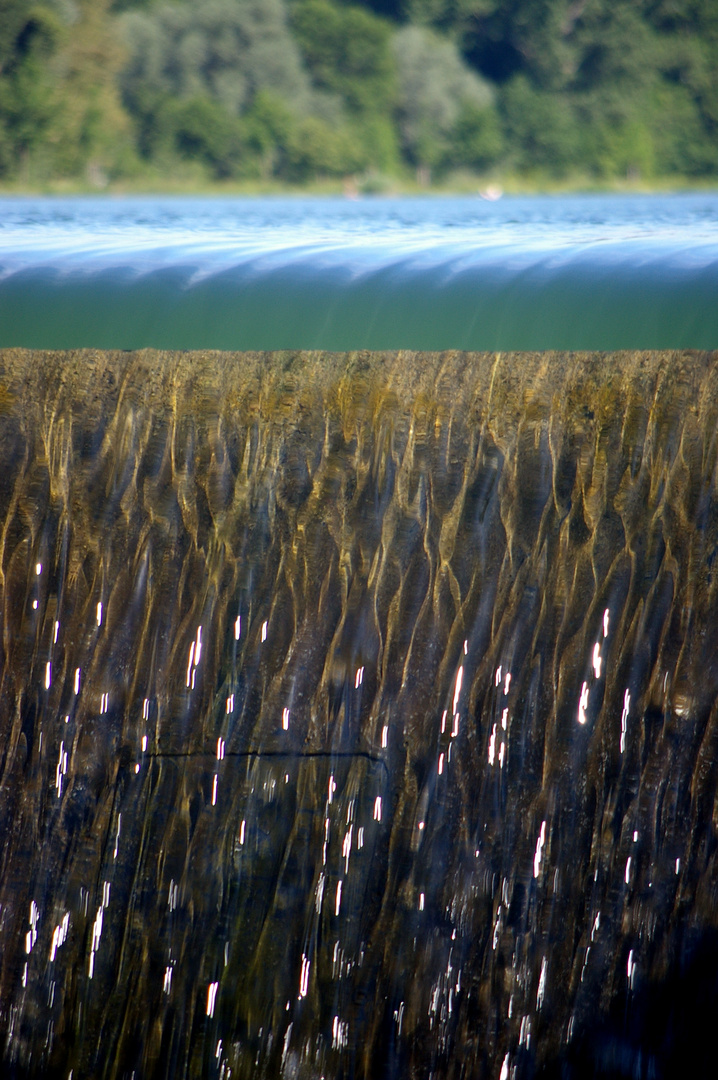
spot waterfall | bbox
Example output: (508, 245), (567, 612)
(2, 347), (717, 1078)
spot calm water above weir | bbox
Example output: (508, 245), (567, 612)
(1, 193), (717, 351)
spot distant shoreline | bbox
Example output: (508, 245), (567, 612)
(1, 173), (717, 199)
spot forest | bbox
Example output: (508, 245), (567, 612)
(1, 0), (717, 191)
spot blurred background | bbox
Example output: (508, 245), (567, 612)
(1, 0), (717, 193)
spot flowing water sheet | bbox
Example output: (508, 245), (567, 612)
(1, 195), (718, 352)
(1, 348), (718, 1079)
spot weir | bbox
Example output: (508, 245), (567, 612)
(1, 347), (718, 1078)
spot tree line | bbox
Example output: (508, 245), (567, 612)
(1, 0), (716, 190)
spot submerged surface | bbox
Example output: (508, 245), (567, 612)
(1, 348), (718, 1079)
(0, 194), (718, 351)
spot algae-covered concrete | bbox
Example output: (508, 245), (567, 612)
(1, 349), (718, 1078)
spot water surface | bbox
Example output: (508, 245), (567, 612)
(1, 194), (716, 350)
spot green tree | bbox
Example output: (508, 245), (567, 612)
(284, 114), (366, 179)
(0, 0), (132, 182)
(400, 0), (497, 35)
(119, 0), (313, 177)
(48, 0), (135, 181)
(241, 90), (294, 178)
(0, 2), (60, 175)
(567, 3), (677, 178)
(290, 0), (396, 114)
(482, 0), (718, 180)
(450, 100), (503, 171)
(500, 74), (580, 176)
(646, 0), (718, 157)
(3, 0), (717, 189)
(110, 0), (160, 9)
(392, 23), (496, 172)
(120, 0), (311, 123)
(166, 95), (243, 177)
(290, 0), (400, 174)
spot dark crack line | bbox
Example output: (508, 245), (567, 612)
(144, 748), (390, 776)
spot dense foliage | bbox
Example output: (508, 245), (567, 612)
(1, 0), (716, 188)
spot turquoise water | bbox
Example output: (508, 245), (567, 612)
(0, 193), (717, 350)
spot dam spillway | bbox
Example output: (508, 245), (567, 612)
(1, 194), (717, 354)
(1, 346), (718, 1078)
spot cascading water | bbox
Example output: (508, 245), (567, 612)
(1, 195), (717, 352)
(1, 196), (718, 1080)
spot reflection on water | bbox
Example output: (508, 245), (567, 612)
(0, 195), (717, 351)
(2, 348), (718, 1078)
